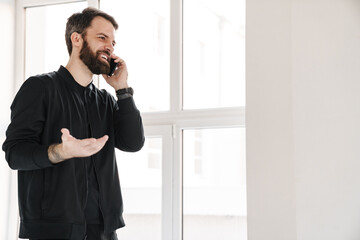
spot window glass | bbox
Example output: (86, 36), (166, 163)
(100, 0), (170, 112)
(183, 128), (247, 240)
(183, 0), (246, 109)
(115, 137), (162, 240)
(25, 2), (87, 79)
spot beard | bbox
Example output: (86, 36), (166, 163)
(79, 39), (110, 75)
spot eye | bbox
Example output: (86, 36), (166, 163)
(98, 36), (106, 40)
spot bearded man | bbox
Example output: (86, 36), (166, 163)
(3, 7), (145, 240)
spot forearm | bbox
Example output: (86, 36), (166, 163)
(114, 97), (145, 152)
(2, 77), (51, 171)
(3, 142), (54, 171)
(48, 143), (66, 164)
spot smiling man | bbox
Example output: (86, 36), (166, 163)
(3, 8), (145, 240)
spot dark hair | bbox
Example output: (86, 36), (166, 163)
(65, 7), (118, 55)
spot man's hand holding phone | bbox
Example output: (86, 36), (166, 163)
(102, 55), (129, 91)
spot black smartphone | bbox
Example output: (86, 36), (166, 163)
(108, 58), (117, 76)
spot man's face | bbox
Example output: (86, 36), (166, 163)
(79, 16), (116, 75)
(79, 38), (110, 75)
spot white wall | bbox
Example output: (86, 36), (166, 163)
(0, 0), (16, 239)
(292, 0), (360, 239)
(247, 0), (360, 239)
(247, 0), (296, 239)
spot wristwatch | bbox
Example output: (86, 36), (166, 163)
(116, 87), (134, 100)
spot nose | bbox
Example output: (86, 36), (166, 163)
(105, 44), (114, 54)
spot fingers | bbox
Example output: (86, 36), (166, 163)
(98, 135), (109, 142)
(102, 56), (126, 81)
(60, 128), (109, 158)
(110, 55), (126, 67)
(81, 135), (108, 147)
(110, 54), (121, 62)
(78, 135), (109, 156)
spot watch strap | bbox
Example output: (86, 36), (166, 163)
(116, 87), (134, 100)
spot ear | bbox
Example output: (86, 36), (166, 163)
(70, 32), (83, 49)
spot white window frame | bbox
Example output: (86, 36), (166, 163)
(12, 1), (245, 240)
(142, 125), (174, 240)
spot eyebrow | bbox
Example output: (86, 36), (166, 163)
(97, 33), (116, 46)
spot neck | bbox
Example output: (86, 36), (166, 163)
(65, 56), (93, 87)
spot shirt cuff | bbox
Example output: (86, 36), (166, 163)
(32, 145), (56, 168)
(116, 97), (138, 114)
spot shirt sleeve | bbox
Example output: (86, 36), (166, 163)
(112, 96), (145, 152)
(2, 77), (54, 170)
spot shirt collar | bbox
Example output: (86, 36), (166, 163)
(57, 65), (94, 92)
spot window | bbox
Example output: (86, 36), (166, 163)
(25, 2), (88, 79)
(103, 1), (246, 239)
(183, 128), (247, 240)
(99, 0), (170, 112)
(14, 0), (246, 239)
(183, 0), (246, 109)
(116, 133), (163, 240)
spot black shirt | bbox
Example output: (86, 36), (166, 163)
(84, 158), (102, 224)
(3, 66), (145, 239)
(82, 89), (102, 225)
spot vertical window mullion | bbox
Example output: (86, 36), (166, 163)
(170, 0), (183, 113)
(15, 1), (26, 94)
(161, 126), (175, 240)
(170, 0), (184, 239)
(172, 126), (183, 240)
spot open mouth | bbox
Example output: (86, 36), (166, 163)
(98, 51), (111, 64)
(98, 54), (110, 66)
(100, 54), (108, 61)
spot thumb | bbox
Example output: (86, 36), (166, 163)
(61, 128), (71, 141)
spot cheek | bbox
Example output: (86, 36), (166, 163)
(90, 45), (99, 53)
(87, 40), (101, 52)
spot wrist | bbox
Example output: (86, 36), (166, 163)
(116, 87), (134, 100)
(114, 83), (129, 91)
(48, 143), (66, 164)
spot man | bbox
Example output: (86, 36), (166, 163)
(3, 7), (145, 240)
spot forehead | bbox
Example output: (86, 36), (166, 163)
(87, 16), (116, 38)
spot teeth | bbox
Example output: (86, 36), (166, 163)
(101, 55), (108, 60)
